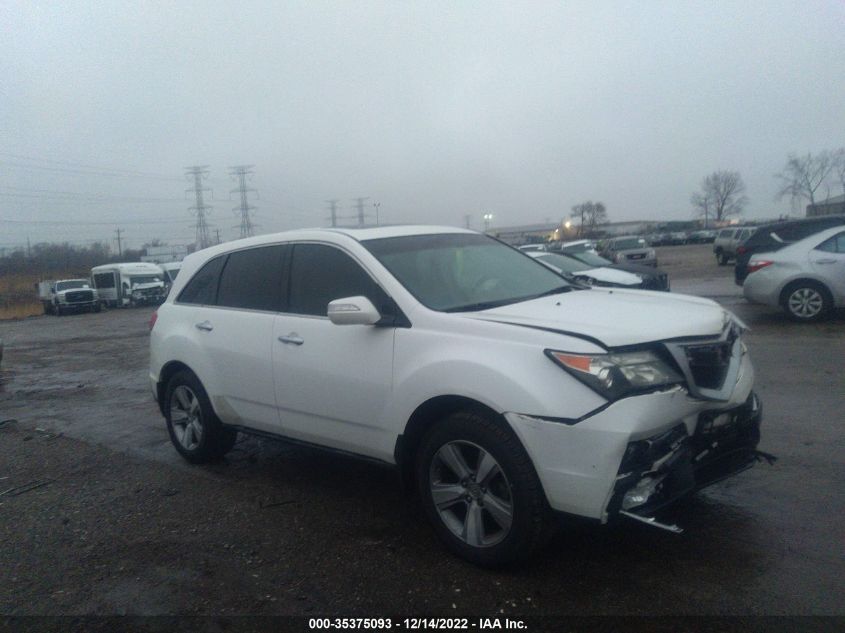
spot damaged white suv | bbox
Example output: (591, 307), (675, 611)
(150, 227), (762, 566)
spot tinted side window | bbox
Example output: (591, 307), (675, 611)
(217, 245), (286, 311)
(289, 244), (383, 316)
(94, 273), (115, 289)
(177, 256), (226, 305)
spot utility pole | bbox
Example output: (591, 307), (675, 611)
(186, 165), (213, 250)
(464, 214), (472, 229)
(114, 228), (123, 257)
(373, 201), (381, 226)
(352, 197), (370, 228)
(215, 228), (222, 244)
(26, 236), (32, 258)
(325, 199), (339, 227)
(230, 165), (257, 239)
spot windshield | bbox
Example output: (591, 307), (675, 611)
(570, 251), (612, 267)
(55, 280), (89, 291)
(363, 233), (571, 312)
(129, 275), (163, 286)
(535, 253), (590, 274)
(613, 238), (646, 250)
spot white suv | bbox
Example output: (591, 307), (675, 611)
(150, 226), (762, 566)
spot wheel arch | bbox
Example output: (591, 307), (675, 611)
(778, 276), (834, 307)
(394, 395), (513, 493)
(156, 360), (197, 416)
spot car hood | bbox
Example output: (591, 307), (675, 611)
(580, 267), (642, 286)
(463, 289), (734, 348)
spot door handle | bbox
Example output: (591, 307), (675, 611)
(195, 321), (214, 332)
(278, 333), (304, 345)
(813, 258), (836, 264)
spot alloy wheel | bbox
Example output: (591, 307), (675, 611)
(788, 287), (823, 319)
(429, 440), (513, 547)
(170, 385), (203, 451)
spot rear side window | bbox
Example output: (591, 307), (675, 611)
(816, 232), (845, 253)
(288, 244), (382, 316)
(177, 256), (225, 305)
(718, 229), (733, 238)
(217, 245), (286, 311)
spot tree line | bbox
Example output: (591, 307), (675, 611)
(0, 242), (144, 278)
(691, 147), (845, 225)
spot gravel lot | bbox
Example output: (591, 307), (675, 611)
(1, 244), (843, 620)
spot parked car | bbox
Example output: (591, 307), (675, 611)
(735, 215), (845, 285)
(91, 262), (167, 307)
(517, 244), (546, 252)
(713, 226), (756, 265)
(556, 239), (598, 254)
(743, 226), (845, 322)
(566, 250), (670, 291)
(687, 230), (716, 244)
(150, 227), (762, 566)
(598, 236), (658, 267)
(528, 251), (647, 289)
(36, 279), (100, 315)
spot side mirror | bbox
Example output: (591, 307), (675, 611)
(327, 296), (381, 326)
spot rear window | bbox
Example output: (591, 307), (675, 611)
(177, 256), (226, 305)
(718, 229), (734, 238)
(612, 238), (645, 250)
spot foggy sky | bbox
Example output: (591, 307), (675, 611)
(2, 1), (844, 250)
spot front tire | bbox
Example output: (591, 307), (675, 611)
(782, 280), (831, 323)
(416, 410), (553, 567)
(164, 370), (237, 463)
(716, 251), (728, 266)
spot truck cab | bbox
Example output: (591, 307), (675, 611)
(36, 279), (100, 316)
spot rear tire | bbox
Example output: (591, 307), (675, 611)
(415, 410), (554, 567)
(164, 370), (237, 463)
(781, 280), (832, 323)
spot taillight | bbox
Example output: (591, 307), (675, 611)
(149, 310), (158, 331)
(747, 260), (773, 275)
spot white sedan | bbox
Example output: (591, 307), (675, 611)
(743, 226), (845, 322)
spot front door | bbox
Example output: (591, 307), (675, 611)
(272, 243), (395, 460)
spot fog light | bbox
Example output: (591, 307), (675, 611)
(621, 474), (666, 510)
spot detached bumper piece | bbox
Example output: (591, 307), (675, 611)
(609, 392), (764, 531)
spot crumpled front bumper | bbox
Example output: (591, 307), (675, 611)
(607, 391), (762, 520)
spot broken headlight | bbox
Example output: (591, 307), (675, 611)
(546, 349), (684, 401)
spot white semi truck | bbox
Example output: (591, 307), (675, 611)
(36, 279), (101, 315)
(91, 262), (167, 308)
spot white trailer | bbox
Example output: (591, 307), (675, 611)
(91, 262), (167, 308)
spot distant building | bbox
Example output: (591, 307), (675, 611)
(807, 193), (845, 217)
(141, 244), (189, 264)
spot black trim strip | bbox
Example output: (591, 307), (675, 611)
(222, 423), (396, 468)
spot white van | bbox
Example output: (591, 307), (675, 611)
(91, 262), (167, 307)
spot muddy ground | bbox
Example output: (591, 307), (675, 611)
(0, 244), (843, 621)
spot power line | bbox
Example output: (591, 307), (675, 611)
(186, 166), (213, 249)
(0, 152), (183, 181)
(230, 165), (257, 239)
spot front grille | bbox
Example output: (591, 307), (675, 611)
(66, 290), (93, 303)
(684, 342), (732, 389)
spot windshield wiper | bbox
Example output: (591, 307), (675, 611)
(444, 298), (523, 313)
(532, 285), (574, 298)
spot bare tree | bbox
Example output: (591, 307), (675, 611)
(691, 171), (747, 226)
(833, 147), (845, 197)
(570, 201), (608, 237)
(776, 151), (837, 207)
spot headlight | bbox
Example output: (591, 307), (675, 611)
(546, 349), (684, 400)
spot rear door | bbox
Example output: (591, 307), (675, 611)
(178, 245), (287, 433)
(811, 231), (845, 303)
(272, 242), (395, 459)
